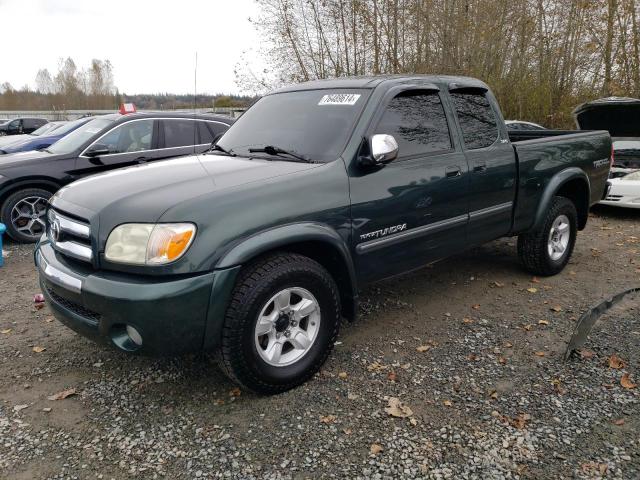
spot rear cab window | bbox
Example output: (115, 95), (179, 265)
(375, 90), (452, 158)
(450, 92), (499, 149)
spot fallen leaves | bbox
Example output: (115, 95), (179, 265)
(534, 351), (546, 357)
(551, 379), (566, 395)
(320, 415), (337, 424)
(550, 305), (562, 312)
(492, 281), (504, 288)
(338, 371), (348, 379)
(384, 397), (413, 418)
(1, 328), (11, 334)
(387, 371), (397, 382)
(32, 346), (46, 353)
(47, 388), (77, 401)
(607, 354), (625, 370)
(13, 404), (29, 412)
(612, 418), (625, 426)
(443, 400), (453, 407)
(581, 462), (608, 476)
(416, 345), (430, 353)
(471, 304), (481, 310)
(620, 373), (637, 390)
(367, 361), (387, 372)
(370, 443), (383, 455)
(229, 388), (241, 397)
(538, 320), (549, 326)
(509, 413), (531, 429)
(526, 287), (538, 293)
(579, 349), (595, 359)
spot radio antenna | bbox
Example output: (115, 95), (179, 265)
(193, 51), (198, 153)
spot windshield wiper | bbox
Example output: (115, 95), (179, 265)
(207, 143), (236, 156)
(248, 145), (311, 163)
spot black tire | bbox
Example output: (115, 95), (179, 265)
(1, 188), (52, 243)
(517, 196), (578, 276)
(217, 252), (341, 394)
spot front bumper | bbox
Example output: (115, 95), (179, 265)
(599, 180), (640, 209)
(35, 241), (238, 355)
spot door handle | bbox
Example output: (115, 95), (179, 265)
(473, 162), (487, 173)
(445, 166), (462, 178)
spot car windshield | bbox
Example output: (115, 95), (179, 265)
(217, 89), (370, 162)
(48, 118), (90, 136)
(31, 122), (61, 136)
(48, 117), (114, 154)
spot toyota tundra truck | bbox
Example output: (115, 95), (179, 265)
(34, 75), (612, 394)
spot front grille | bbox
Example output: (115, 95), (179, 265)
(47, 209), (93, 263)
(46, 286), (101, 323)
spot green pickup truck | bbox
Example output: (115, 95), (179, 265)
(35, 75), (612, 393)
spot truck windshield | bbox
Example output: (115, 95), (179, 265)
(48, 117), (114, 155)
(217, 89), (370, 162)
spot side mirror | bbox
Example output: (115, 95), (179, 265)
(370, 134), (399, 164)
(85, 143), (111, 157)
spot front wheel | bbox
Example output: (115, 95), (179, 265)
(1, 188), (52, 243)
(217, 253), (341, 394)
(517, 196), (578, 276)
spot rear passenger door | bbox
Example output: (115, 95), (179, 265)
(349, 86), (470, 282)
(158, 119), (229, 159)
(449, 87), (517, 245)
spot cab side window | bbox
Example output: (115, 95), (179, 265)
(98, 120), (153, 153)
(375, 91), (452, 158)
(163, 119), (196, 148)
(450, 92), (499, 149)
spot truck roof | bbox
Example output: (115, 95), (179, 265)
(271, 74), (489, 94)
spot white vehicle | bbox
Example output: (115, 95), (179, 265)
(600, 168), (640, 209)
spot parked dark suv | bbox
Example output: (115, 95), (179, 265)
(0, 112), (233, 242)
(0, 117), (48, 136)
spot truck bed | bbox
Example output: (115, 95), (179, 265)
(508, 129), (612, 233)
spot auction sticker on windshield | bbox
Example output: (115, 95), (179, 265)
(318, 94), (361, 106)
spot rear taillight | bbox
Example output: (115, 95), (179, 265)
(611, 145), (615, 168)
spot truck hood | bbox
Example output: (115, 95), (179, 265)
(574, 97), (640, 137)
(51, 153), (321, 227)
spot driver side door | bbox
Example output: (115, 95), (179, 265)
(74, 119), (159, 177)
(349, 86), (470, 282)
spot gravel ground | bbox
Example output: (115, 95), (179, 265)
(0, 205), (639, 479)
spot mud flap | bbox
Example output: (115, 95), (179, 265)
(564, 286), (640, 361)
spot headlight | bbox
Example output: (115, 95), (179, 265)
(105, 223), (196, 265)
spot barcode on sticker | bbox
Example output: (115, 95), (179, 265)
(318, 94), (361, 106)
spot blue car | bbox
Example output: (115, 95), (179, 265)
(0, 117), (93, 154)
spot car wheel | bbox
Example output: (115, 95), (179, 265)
(1, 188), (52, 243)
(0, 132), (6, 136)
(217, 252), (341, 394)
(517, 196), (578, 276)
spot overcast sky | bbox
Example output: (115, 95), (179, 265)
(0, 0), (262, 95)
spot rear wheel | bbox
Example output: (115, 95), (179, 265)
(517, 196), (577, 276)
(1, 188), (52, 243)
(217, 253), (341, 394)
